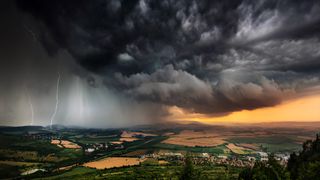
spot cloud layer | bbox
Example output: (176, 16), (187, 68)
(10, 0), (320, 120)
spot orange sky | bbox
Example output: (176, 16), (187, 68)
(169, 93), (320, 124)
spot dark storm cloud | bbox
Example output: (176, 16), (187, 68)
(15, 0), (320, 115)
(16, 0), (242, 74)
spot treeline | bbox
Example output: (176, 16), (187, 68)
(238, 134), (320, 180)
(287, 134), (320, 180)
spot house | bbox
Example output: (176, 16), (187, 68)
(85, 148), (95, 153)
(257, 152), (268, 161)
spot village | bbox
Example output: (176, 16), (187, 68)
(50, 137), (291, 169)
(23, 130), (291, 170)
(3, 125), (312, 179)
(138, 151), (290, 167)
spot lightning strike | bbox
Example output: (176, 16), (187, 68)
(50, 73), (61, 129)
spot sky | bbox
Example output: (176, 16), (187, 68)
(0, 0), (320, 127)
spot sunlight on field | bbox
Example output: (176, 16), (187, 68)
(163, 130), (226, 147)
(119, 137), (139, 142)
(83, 157), (144, 169)
(158, 160), (169, 165)
(117, 131), (157, 143)
(51, 140), (81, 149)
(51, 140), (60, 145)
(110, 141), (123, 145)
(226, 143), (248, 154)
(121, 131), (156, 137)
(237, 143), (260, 151)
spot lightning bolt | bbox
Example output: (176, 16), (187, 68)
(50, 73), (61, 129)
(28, 93), (34, 126)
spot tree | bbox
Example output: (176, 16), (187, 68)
(238, 154), (289, 180)
(179, 155), (199, 180)
(287, 133), (320, 180)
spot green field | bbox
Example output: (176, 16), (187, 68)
(0, 133), (84, 178)
(37, 165), (242, 180)
(0, 125), (318, 179)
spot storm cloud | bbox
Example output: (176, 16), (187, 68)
(1, 0), (320, 126)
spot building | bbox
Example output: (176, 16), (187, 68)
(257, 152), (268, 161)
(85, 148), (95, 153)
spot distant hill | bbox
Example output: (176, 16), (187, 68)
(129, 121), (217, 131)
(233, 121), (320, 130)
(0, 125), (44, 132)
(1, 121), (319, 132)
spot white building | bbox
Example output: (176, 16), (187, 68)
(257, 152), (268, 161)
(201, 153), (210, 158)
(85, 148), (95, 153)
(217, 155), (228, 160)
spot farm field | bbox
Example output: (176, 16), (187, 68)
(83, 157), (144, 169)
(226, 135), (303, 153)
(162, 130), (226, 147)
(51, 140), (81, 149)
(0, 122), (319, 179)
(226, 143), (249, 154)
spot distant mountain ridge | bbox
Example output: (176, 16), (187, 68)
(1, 121), (320, 132)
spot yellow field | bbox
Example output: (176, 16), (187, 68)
(60, 140), (81, 149)
(162, 130), (226, 147)
(121, 131), (156, 138)
(237, 143), (260, 150)
(226, 143), (248, 154)
(110, 141), (123, 145)
(83, 157), (143, 169)
(119, 137), (139, 142)
(158, 160), (169, 165)
(115, 131), (156, 143)
(51, 140), (60, 145)
(51, 140), (81, 149)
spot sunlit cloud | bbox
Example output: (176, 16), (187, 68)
(169, 93), (320, 124)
